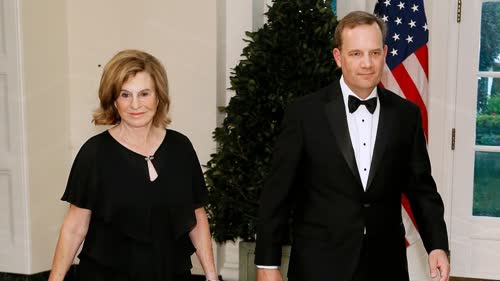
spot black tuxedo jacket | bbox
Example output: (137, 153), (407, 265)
(255, 80), (448, 281)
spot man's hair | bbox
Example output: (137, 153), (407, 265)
(93, 49), (171, 127)
(334, 11), (387, 49)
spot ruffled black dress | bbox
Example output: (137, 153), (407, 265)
(61, 129), (208, 281)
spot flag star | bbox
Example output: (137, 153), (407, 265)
(384, 0), (391, 7)
(381, 14), (389, 22)
(408, 20), (417, 28)
(390, 48), (398, 56)
(423, 23), (429, 31)
(394, 17), (402, 25)
(398, 1), (405, 9)
(411, 4), (419, 12)
(406, 35), (414, 43)
(392, 33), (400, 41)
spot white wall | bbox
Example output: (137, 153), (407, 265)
(20, 0), (71, 273)
(66, 1), (217, 165)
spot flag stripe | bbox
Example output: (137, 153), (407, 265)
(375, 0), (430, 247)
(391, 63), (429, 139)
(380, 64), (404, 97)
(414, 44), (429, 77)
(402, 195), (420, 244)
(402, 52), (429, 106)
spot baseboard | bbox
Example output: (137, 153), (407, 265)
(0, 271), (50, 281)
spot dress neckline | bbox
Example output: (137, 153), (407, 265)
(104, 129), (168, 159)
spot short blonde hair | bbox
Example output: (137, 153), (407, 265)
(93, 49), (171, 127)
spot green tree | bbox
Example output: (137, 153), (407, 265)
(477, 2), (500, 113)
(476, 95), (500, 146)
(492, 63), (500, 98)
(205, 0), (338, 243)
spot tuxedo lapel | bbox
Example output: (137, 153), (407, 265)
(323, 82), (363, 188)
(366, 88), (395, 190)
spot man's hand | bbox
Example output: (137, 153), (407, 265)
(257, 268), (283, 281)
(428, 249), (450, 281)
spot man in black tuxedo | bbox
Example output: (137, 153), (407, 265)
(255, 11), (450, 281)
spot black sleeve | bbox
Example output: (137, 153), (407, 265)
(405, 105), (449, 253)
(61, 138), (99, 210)
(188, 140), (208, 209)
(255, 101), (303, 266)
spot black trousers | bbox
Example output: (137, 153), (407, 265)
(351, 235), (410, 281)
(350, 236), (369, 281)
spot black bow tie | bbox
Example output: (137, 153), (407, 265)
(348, 95), (377, 114)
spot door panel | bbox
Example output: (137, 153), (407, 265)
(451, 0), (500, 279)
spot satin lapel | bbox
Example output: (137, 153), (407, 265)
(323, 82), (362, 187)
(366, 88), (394, 190)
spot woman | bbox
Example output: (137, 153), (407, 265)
(49, 50), (218, 281)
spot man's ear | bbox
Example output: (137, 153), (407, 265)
(332, 48), (342, 68)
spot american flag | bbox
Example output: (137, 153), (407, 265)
(374, 0), (429, 246)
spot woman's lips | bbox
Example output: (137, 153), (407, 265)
(129, 112), (144, 117)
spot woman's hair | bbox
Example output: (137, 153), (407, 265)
(334, 11), (387, 49)
(92, 49), (171, 127)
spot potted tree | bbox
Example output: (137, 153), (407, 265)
(205, 1), (338, 280)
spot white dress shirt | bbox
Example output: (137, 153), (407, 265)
(257, 77), (380, 269)
(339, 76), (380, 190)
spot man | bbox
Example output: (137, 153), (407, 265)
(254, 11), (450, 281)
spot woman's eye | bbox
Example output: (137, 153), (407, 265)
(120, 92), (130, 98)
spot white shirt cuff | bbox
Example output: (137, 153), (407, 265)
(256, 265), (279, 269)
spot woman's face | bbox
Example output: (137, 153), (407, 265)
(115, 71), (158, 128)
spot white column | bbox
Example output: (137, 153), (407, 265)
(336, 0), (377, 18)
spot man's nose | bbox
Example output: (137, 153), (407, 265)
(361, 54), (373, 68)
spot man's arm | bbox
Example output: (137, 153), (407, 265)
(404, 105), (450, 279)
(404, 105), (449, 252)
(255, 102), (303, 267)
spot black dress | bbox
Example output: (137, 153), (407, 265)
(61, 129), (208, 281)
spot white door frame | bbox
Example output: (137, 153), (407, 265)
(449, 0), (500, 279)
(0, 0), (30, 274)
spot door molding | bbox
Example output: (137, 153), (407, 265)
(0, 0), (30, 274)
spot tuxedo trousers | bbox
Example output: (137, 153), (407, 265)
(288, 234), (410, 281)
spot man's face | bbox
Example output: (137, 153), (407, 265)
(333, 23), (387, 99)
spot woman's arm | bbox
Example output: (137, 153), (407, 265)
(189, 207), (218, 281)
(48, 205), (91, 281)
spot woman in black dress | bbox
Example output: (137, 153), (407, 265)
(48, 50), (217, 281)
